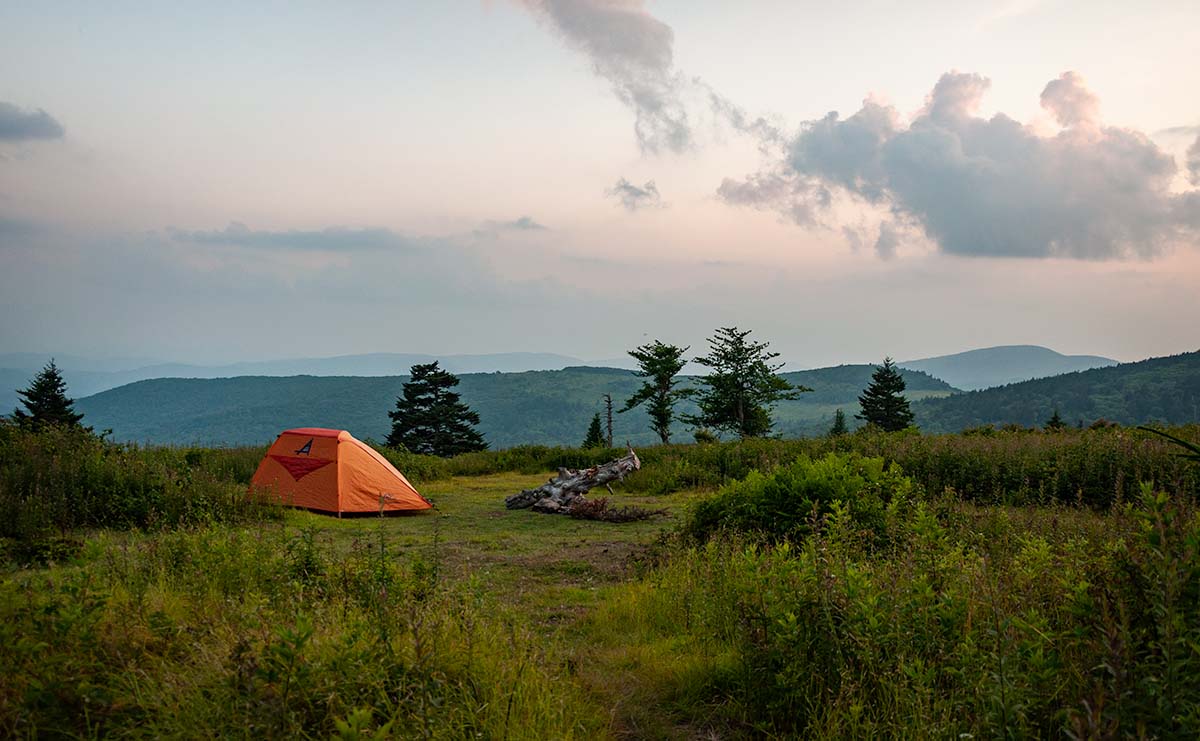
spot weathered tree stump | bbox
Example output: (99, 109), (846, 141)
(505, 446), (641, 513)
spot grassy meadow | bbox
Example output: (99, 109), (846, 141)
(2, 424), (1200, 737)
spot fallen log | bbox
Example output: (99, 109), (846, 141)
(505, 445), (641, 513)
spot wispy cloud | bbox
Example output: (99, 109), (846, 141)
(489, 215), (547, 231)
(606, 177), (663, 211)
(518, 0), (691, 154)
(0, 101), (65, 141)
(1189, 134), (1200, 186)
(719, 71), (1200, 260)
(170, 222), (412, 252)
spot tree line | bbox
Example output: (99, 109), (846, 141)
(383, 327), (922, 456)
(3, 343), (1102, 455)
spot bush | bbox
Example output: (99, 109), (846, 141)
(592, 485), (1200, 737)
(685, 452), (915, 545)
(0, 424), (278, 545)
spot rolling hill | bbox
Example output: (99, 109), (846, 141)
(75, 365), (954, 448)
(0, 352), (585, 411)
(898, 345), (1117, 391)
(912, 350), (1200, 431)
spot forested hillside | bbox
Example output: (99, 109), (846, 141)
(913, 350), (1200, 431)
(76, 365), (953, 447)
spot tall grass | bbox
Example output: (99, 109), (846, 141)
(0, 520), (605, 738)
(588, 484), (1200, 737)
(0, 424), (277, 546)
(384, 426), (1200, 505)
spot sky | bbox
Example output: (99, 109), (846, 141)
(1, 0), (1198, 368)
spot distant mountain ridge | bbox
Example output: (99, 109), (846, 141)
(899, 345), (1117, 391)
(75, 365), (955, 448)
(0, 352), (586, 410)
(911, 350), (1200, 432)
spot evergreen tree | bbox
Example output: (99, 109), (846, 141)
(582, 413), (605, 448)
(856, 358), (915, 432)
(386, 362), (487, 456)
(619, 340), (690, 444)
(12, 359), (86, 430)
(1044, 408), (1067, 432)
(602, 394), (614, 447)
(829, 408), (848, 437)
(685, 327), (810, 438)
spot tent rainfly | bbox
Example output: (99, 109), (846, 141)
(250, 427), (431, 515)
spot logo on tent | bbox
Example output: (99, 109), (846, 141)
(270, 454), (333, 480)
(294, 438), (313, 456)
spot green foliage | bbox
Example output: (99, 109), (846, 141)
(828, 408), (848, 437)
(619, 340), (689, 444)
(857, 357), (915, 432)
(595, 488), (1200, 737)
(685, 453), (912, 544)
(74, 364), (956, 446)
(1045, 407), (1067, 431)
(0, 524), (600, 738)
(364, 426), (1200, 505)
(582, 413), (605, 449)
(11, 359), (87, 431)
(0, 424), (278, 545)
(914, 349), (1200, 432)
(685, 327), (811, 438)
(386, 362), (487, 457)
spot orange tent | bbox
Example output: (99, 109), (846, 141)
(250, 428), (432, 515)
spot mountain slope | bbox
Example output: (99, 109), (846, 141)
(0, 352), (584, 410)
(76, 365), (954, 447)
(912, 350), (1200, 432)
(899, 345), (1117, 390)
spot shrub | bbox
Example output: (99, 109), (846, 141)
(0, 424), (278, 545)
(684, 452), (915, 545)
(592, 485), (1200, 737)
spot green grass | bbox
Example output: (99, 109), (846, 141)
(0, 471), (699, 738)
(5, 426), (1200, 738)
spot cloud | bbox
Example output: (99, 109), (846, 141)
(606, 177), (663, 211)
(1189, 134), (1200, 186)
(873, 221), (902, 260)
(0, 101), (65, 141)
(519, 0), (690, 154)
(494, 215), (547, 231)
(170, 222), (412, 251)
(719, 71), (1200, 259)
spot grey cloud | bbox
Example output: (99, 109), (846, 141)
(717, 171), (827, 225)
(520, 0), (690, 154)
(1039, 71), (1100, 128)
(707, 91), (787, 153)
(874, 221), (901, 260)
(496, 215), (547, 231)
(607, 177), (662, 211)
(720, 71), (1200, 260)
(1157, 125), (1200, 136)
(0, 101), (65, 141)
(1188, 134), (1200, 186)
(170, 222), (412, 251)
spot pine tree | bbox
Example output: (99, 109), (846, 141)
(856, 358), (915, 432)
(12, 359), (87, 431)
(602, 394), (614, 447)
(582, 413), (605, 448)
(619, 340), (690, 444)
(386, 362), (487, 456)
(685, 327), (810, 438)
(829, 408), (848, 437)
(1044, 408), (1066, 432)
